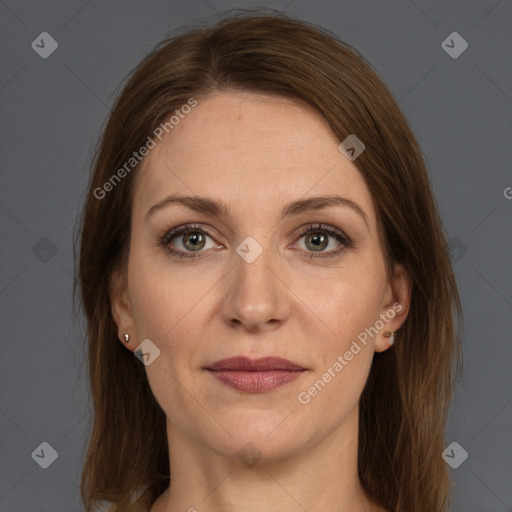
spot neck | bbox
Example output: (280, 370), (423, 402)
(152, 405), (386, 512)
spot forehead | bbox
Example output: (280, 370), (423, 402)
(133, 91), (375, 225)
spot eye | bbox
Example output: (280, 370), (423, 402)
(293, 223), (353, 259)
(158, 222), (354, 261)
(159, 224), (220, 259)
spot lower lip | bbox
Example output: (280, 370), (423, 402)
(207, 370), (305, 392)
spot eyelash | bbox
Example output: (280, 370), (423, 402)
(157, 223), (354, 261)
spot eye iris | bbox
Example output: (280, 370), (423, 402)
(183, 231), (205, 251)
(306, 232), (328, 251)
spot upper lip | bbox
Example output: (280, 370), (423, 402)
(205, 356), (306, 371)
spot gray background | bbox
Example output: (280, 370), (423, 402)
(1, 0), (511, 511)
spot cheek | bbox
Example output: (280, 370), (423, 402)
(127, 250), (212, 340)
(306, 351), (373, 421)
(127, 262), (208, 418)
(298, 257), (385, 402)
(310, 266), (385, 342)
(297, 309), (376, 417)
(127, 256), (215, 408)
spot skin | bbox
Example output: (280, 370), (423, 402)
(110, 91), (411, 512)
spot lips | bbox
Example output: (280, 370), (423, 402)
(206, 356), (305, 372)
(205, 357), (307, 392)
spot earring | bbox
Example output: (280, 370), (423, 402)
(123, 333), (130, 343)
(383, 330), (396, 345)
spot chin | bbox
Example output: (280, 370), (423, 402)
(197, 412), (321, 466)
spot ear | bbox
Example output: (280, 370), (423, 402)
(109, 264), (138, 352)
(374, 262), (412, 353)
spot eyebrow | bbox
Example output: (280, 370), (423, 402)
(145, 194), (370, 230)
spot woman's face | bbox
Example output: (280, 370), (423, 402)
(111, 91), (410, 463)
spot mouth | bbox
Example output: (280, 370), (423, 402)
(204, 356), (307, 393)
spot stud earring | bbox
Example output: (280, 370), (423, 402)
(123, 333), (130, 343)
(383, 330), (396, 345)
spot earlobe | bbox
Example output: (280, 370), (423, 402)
(382, 329), (396, 346)
(375, 262), (412, 353)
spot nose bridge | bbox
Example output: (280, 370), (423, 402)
(221, 234), (287, 330)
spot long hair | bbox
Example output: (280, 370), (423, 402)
(74, 10), (463, 512)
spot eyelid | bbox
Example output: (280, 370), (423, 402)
(290, 223), (354, 257)
(159, 223), (219, 246)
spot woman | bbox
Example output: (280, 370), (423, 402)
(75, 11), (463, 512)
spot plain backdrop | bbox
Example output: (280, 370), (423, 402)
(0, 1), (511, 511)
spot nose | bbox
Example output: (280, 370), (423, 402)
(220, 244), (290, 332)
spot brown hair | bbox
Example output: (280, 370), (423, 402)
(74, 10), (463, 512)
